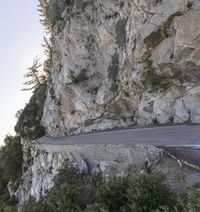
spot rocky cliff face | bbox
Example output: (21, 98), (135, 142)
(42, 0), (200, 137)
(15, 141), (200, 205)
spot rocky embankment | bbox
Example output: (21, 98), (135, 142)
(162, 146), (200, 171)
(15, 140), (200, 205)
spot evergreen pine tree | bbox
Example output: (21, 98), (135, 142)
(22, 57), (46, 91)
(38, 0), (52, 33)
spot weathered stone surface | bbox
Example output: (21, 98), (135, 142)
(42, 0), (200, 137)
(16, 143), (161, 205)
(16, 143), (200, 205)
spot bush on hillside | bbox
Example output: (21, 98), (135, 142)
(143, 60), (169, 92)
(127, 174), (177, 211)
(0, 135), (23, 211)
(21, 161), (200, 212)
(0, 135), (23, 190)
(187, 183), (200, 211)
(14, 84), (47, 140)
(44, 162), (98, 211)
(97, 177), (129, 211)
(20, 197), (49, 212)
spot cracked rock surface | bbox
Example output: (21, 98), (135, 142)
(15, 141), (200, 205)
(42, 0), (200, 137)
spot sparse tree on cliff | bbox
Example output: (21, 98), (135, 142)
(42, 36), (53, 78)
(38, 0), (52, 32)
(22, 57), (47, 91)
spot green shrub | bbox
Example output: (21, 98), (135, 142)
(85, 203), (108, 212)
(45, 162), (97, 211)
(20, 197), (49, 212)
(98, 177), (129, 211)
(20, 162), (200, 212)
(0, 135), (22, 211)
(0, 198), (17, 212)
(0, 135), (23, 191)
(143, 60), (169, 92)
(15, 84), (47, 140)
(187, 183), (200, 211)
(3, 205), (17, 212)
(127, 174), (176, 211)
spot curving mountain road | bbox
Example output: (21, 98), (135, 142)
(37, 124), (200, 147)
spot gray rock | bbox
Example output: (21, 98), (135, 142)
(79, 159), (89, 173)
(42, 0), (200, 137)
(16, 142), (200, 205)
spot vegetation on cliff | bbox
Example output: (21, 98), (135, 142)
(0, 136), (23, 212)
(14, 83), (47, 140)
(0, 58), (48, 211)
(0, 1), (53, 210)
(20, 163), (200, 212)
(142, 60), (169, 92)
(1, 1), (200, 212)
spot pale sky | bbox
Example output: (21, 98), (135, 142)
(0, 1), (45, 144)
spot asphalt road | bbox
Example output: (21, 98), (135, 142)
(37, 124), (200, 146)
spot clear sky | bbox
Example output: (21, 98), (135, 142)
(0, 1), (45, 144)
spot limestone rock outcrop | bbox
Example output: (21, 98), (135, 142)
(42, 0), (200, 137)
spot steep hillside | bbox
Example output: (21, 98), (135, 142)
(2, 1), (200, 210)
(42, 0), (200, 137)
